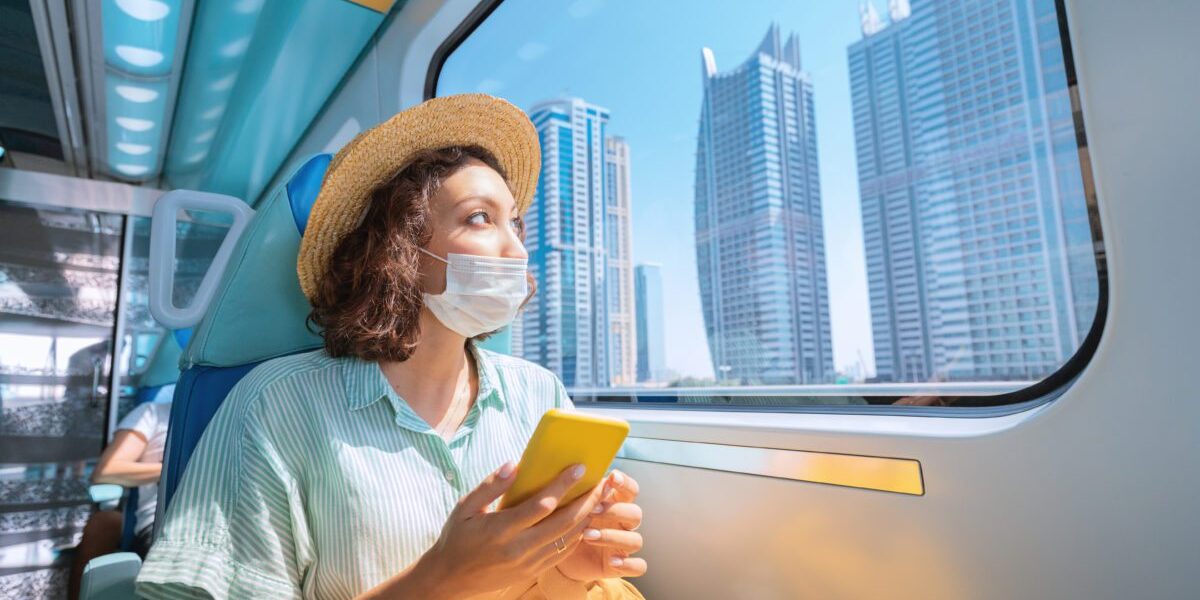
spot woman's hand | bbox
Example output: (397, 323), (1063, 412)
(555, 469), (647, 583)
(411, 461), (608, 599)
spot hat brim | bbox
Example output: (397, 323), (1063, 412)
(297, 94), (540, 301)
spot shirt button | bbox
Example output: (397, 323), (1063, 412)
(444, 470), (456, 483)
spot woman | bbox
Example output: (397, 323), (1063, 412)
(136, 95), (647, 599)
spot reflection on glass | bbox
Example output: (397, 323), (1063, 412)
(0, 200), (121, 595)
(437, 0), (1099, 402)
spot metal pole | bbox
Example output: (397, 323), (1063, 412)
(103, 215), (135, 443)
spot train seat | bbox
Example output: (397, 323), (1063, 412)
(160, 153), (331, 519)
(80, 153), (331, 598)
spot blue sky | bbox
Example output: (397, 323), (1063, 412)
(438, 0), (876, 380)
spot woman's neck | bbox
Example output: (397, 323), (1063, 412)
(378, 309), (478, 434)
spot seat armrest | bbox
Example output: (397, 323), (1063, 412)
(80, 552), (142, 600)
(88, 484), (123, 511)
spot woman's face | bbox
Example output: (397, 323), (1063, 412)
(420, 158), (527, 294)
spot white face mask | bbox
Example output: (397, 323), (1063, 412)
(419, 248), (529, 338)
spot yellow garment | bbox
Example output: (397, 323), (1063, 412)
(489, 567), (645, 599)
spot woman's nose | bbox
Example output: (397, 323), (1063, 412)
(501, 224), (528, 260)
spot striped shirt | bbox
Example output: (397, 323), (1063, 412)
(135, 344), (643, 599)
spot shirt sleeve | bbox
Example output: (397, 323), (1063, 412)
(115, 402), (158, 441)
(135, 387), (310, 599)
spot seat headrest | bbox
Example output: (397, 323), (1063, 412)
(181, 155), (330, 368)
(136, 331), (185, 388)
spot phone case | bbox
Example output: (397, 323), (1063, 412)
(499, 408), (630, 509)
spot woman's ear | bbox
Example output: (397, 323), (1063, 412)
(417, 245), (448, 295)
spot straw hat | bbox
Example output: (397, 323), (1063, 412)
(297, 93), (541, 301)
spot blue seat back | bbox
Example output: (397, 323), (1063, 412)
(157, 154), (330, 528)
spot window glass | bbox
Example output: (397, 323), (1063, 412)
(436, 0), (1101, 407)
(0, 199), (121, 594)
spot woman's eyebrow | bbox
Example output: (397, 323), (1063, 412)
(458, 194), (518, 215)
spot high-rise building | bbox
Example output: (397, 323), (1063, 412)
(518, 98), (635, 388)
(605, 136), (637, 386)
(695, 24), (834, 385)
(849, 0), (1097, 382)
(635, 263), (666, 383)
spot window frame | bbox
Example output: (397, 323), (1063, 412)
(423, 0), (1108, 417)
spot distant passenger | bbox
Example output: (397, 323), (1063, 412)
(68, 387), (172, 600)
(137, 95), (647, 599)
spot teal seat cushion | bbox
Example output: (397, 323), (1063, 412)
(181, 156), (328, 368)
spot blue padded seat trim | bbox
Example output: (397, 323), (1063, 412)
(160, 361), (263, 515)
(287, 153), (331, 235)
(134, 384), (164, 406)
(119, 487), (139, 551)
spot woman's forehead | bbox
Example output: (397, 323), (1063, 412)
(438, 163), (518, 212)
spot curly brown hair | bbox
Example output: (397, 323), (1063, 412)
(307, 145), (535, 362)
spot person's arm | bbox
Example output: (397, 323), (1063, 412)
(91, 429), (161, 487)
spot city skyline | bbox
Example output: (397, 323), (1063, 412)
(439, 0), (1098, 385)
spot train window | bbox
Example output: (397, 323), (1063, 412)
(0, 199), (122, 586)
(432, 0), (1104, 409)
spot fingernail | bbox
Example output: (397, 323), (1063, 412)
(612, 471), (624, 486)
(572, 464), (586, 480)
(498, 462), (515, 479)
(584, 528), (601, 540)
(591, 503), (605, 514)
(609, 557), (624, 567)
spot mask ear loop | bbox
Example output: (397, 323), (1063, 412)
(418, 247), (449, 264)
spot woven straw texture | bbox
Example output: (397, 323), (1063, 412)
(297, 94), (541, 300)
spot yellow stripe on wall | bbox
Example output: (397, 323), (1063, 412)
(618, 437), (925, 496)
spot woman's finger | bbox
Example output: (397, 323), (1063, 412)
(591, 502), (642, 531)
(606, 556), (648, 579)
(606, 470), (640, 503)
(580, 528), (642, 554)
(517, 478), (605, 549)
(501, 464), (588, 530)
(454, 461), (517, 517)
(527, 518), (590, 572)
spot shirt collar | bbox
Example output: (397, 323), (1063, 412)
(342, 342), (504, 416)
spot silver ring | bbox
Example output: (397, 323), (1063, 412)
(554, 536), (567, 553)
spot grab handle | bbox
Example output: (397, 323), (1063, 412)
(148, 190), (254, 329)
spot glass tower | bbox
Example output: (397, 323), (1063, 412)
(634, 263), (666, 383)
(695, 24), (834, 385)
(849, 0), (1097, 381)
(519, 98), (635, 388)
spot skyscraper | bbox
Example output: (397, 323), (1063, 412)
(605, 136), (637, 386)
(635, 263), (666, 383)
(849, 0), (1097, 382)
(695, 24), (834, 385)
(518, 98), (635, 388)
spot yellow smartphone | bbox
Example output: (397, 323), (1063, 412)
(499, 409), (630, 510)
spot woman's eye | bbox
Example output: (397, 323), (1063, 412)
(467, 212), (489, 225)
(510, 217), (524, 232)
